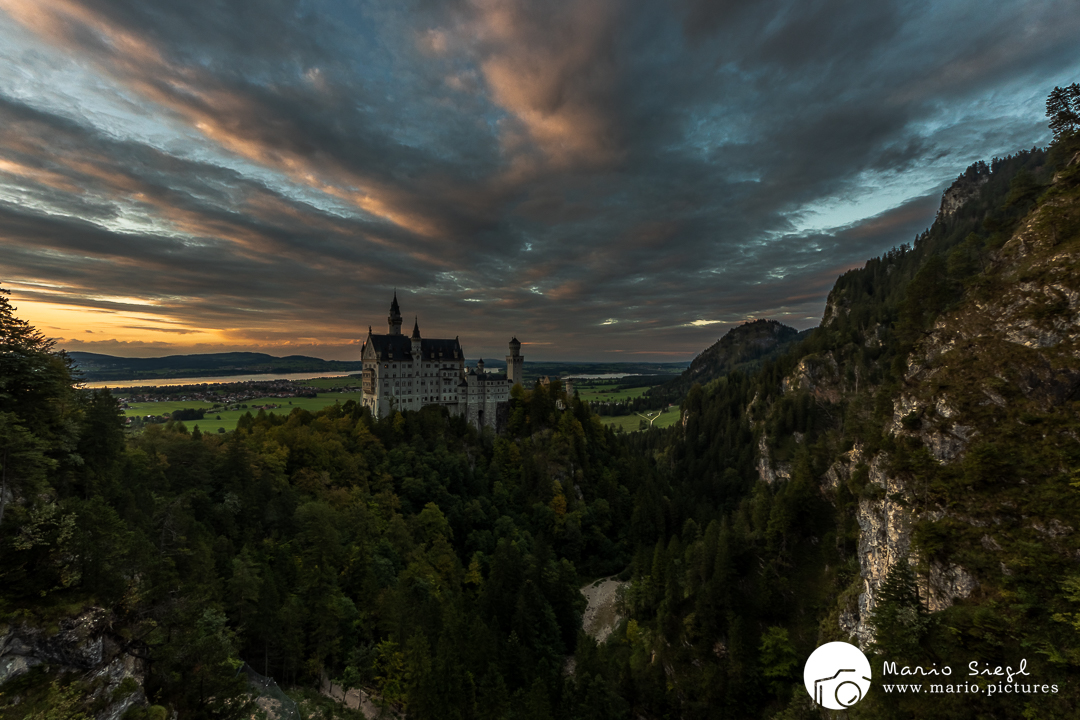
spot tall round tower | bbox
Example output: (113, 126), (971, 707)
(506, 337), (523, 386)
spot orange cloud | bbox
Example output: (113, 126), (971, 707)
(464, 0), (624, 169)
(0, 158), (82, 193)
(1, 0), (450, 241)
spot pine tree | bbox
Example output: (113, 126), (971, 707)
(869, 560), (931, 659)
(1047, 83), (1080, 140)
(0, 285), (76, 439)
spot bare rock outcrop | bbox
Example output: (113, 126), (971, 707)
(850, 453), (913, 648)
(938, 164), (989, 219)
(925, 562), (979, 613)
(0, 608), (149, 720)
(782, 354), (840, 403)
(756, 435), (791, 485)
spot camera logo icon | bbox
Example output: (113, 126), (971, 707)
(803, 641), (872, 709)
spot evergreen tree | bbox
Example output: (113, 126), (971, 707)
(869, 561), (931, 660)
(1047, 83), (1080, 140)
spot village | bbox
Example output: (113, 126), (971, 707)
(111, 377), (363, 431)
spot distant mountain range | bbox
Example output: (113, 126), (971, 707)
(68, 351), (691, 383)
(68, 351), (364, 382)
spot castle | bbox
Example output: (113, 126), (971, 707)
(360, 293), (523, 429)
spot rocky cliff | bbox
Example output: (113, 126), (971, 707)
(937, 161), (990, 220)
(856, 152), (1076, 646)
(0, 608), (156, 719)
(739, 142), (1080, 661)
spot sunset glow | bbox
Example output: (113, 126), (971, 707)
(1, 1), (1078, 360)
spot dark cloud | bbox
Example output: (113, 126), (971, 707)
(0, 0), (1077, 360)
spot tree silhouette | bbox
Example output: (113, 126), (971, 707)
(1047, 83), (1080, 140)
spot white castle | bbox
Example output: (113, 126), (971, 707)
(360, 293), (523, 429)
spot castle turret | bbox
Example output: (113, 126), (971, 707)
(388, 291), (403, 335)
(477, 358), (485, 373)
(506, 337), (523, 385)
(411, 317), (421, 356)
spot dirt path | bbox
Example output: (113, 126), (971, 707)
(580, 577), (627, 643)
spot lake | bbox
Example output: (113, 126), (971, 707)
(83, 371), (357, 389)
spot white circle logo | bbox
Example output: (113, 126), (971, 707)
(803, 642), (872, 709)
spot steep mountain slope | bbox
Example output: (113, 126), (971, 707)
(837, 150), (1080, 640)
(825, 138), (1080, 717)
(609, 135), (1080, 719)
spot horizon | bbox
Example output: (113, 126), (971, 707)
(58, 309), (807, 364)
(2, 1), (1078, 362)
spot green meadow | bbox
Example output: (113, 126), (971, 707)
(300, 375), (363, 389)
(599, 408), (681, 432)
(122, 400), (217, 417)
(121, 374), (676, 434)
(574, 382), (653, 402)
(124, 391), (366, 433)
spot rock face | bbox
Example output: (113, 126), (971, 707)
(852, 454), (911, 646)
(756, 434), (791, 485)
(925, 561), (979, 613)
(824, 448), (922, 648)
(937, 162), (989, 219)
(782, 353), (840, 403)
(832, 157), (1080, 649)
(580, 577), (627, 643)
(0, 608), (150, 719)
(821, 291), (850, 327)
(835, 443), (986, 648)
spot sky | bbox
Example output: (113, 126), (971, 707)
(0, 0), (1078, 362)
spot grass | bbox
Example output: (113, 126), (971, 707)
(301, 375), (364, 389)
(120, 375), (681, 435)
(576, 384), (654, 402)
(122, 400), (218, 417)
(574, 377), (680, 433)
(127, 392), (366, 434)
(600, 408), (681, 432)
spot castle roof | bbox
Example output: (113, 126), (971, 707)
(364, 333), (461, 361)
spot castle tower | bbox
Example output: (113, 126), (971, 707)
(388, 291), (403, 335)
(477, 358), (485, 373)
(506, 337), (523, 385)
(411, 317), (421, 356)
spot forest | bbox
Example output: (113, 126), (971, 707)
(1, 92), (1079, 719)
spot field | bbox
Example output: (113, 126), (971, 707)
(124, 392), (366, 433)
(120, 373), (682, 434)
(301, 375), (363, 389)
(122, 399), (218, 417)
(600, 409), (681, 432)
(574, 381), (654, 402)
(573, 377), (682, 432)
